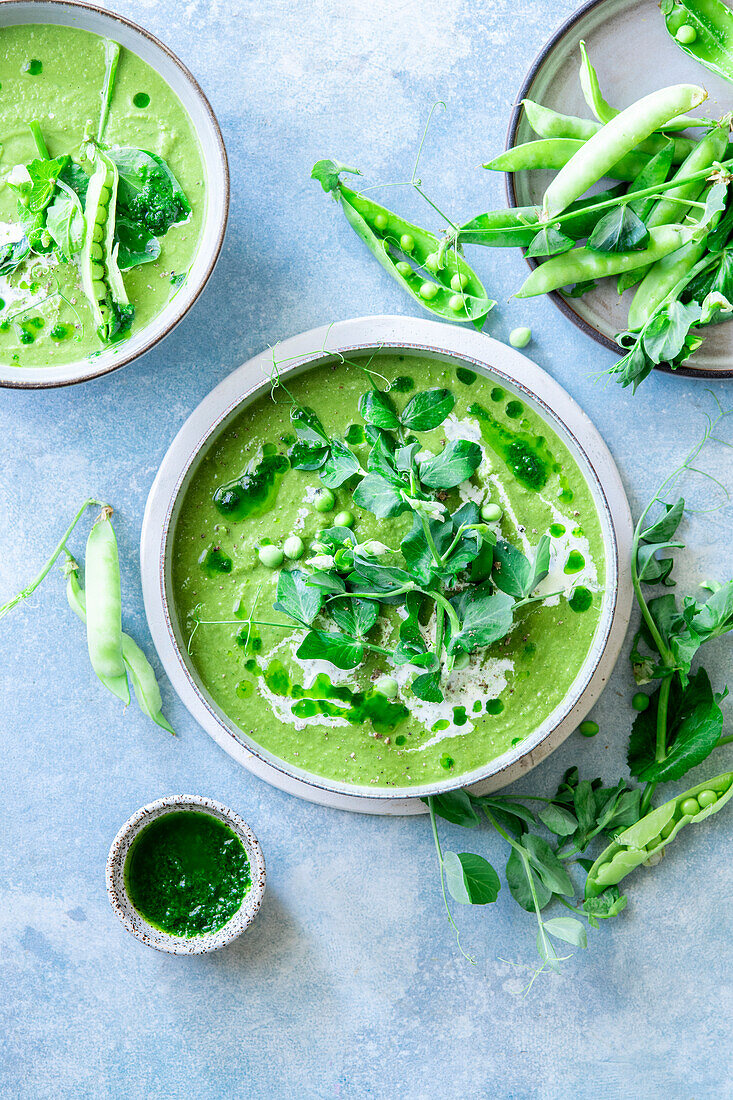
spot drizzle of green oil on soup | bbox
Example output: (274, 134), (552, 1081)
(171, 355), (606, 789)
(124, 811), (251, 937)
(0, 24), (205, 368)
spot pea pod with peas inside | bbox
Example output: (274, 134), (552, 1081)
(311, 159), (494, 325)
(80, 142), (134, 342)
(585, 771), (733, 897)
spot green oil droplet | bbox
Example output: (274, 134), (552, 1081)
(345, 423), (365, 445)
(485, 698), (504, 715)
(472, 699), (482, 713)
(549, 523), (566, 537)
(198, 544), (232, 576)
(431, 718), (450, 732)
(214, 451), (289, 521)
(523, 641), (536, 659)
(468, 402), (552, 491)
(28, 315), (44, 329)
(395, 734), (407, 745)
(505, 399), (523, 419)
(50, 322), (73, 341)
(0, 299), (4, 311)
(573, 525), (584, 537)
(564, 550), (585, 575)
(236, 625), (262, 654)
(452, 706), (468, 726)
(490, 386), (504, 402)
(440, 753), (455, 770)
(23, 59), (43, 75)
(236, 679), (254, 699)
(133, 91), (150, 108)
(569, 586), (593, 612)
(558, 488), (574, 504)
(390, 375), (414, 393)
(456, 367), (477, 385)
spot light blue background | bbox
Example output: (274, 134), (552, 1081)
(2, 1), (732, 1097)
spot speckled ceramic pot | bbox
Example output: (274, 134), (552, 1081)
(106, 795), (266, 955)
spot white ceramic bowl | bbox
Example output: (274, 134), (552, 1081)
(141, 315), (634, 815)
(106, 795), (266, 955)
(0, 0), (229, 389)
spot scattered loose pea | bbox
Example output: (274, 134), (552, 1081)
(632, 692), (650, 712)
(313, 488), (335, 513)
(448, 293), (465, 312)
(450, 272), (469, 291)
(697, 789), (718, 808)
(676, 24), (697, 44)
(283, 535), (304, 560)
(375, 674), (399, 699)
(334, 509), (355, 528)
(373, 213), (388, 232)
(419, 281), (439, 301)
(258, 544), (284, 569)
(395, 260), (413, 277)
(480, 502), (503, 523)
(579, 719), (599, 737)
(680, 797), (700, 817)
(400, 233), (415, 253)
(509, 326), (532, 348)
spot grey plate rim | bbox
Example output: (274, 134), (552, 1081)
(504, 0), (733, 381)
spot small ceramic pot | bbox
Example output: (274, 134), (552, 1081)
(106, 795), (266, 954)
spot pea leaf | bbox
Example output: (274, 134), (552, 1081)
(640, 498), (685, 544)
(349, 557), (412, 591)
(492, 540), (531, 599)
(115, 216), (161, 270)
(46, 181), (85, 261)
(537, 803), (578, 836)
(306, 570), (346, 594)
(296, 629), (364, 670)
(359, 389), (400, 431)
(290, 405), (330, 446)
(582, 887), (628, 925)
(526, 225), (575, 258)
(637, 540), (684, 583)
(400, 387), (455, 431)
(521, 834), (574, 896)
(444, 851), (501, 905)
(588, 205), (649, 253)
(288, 440), (329, 470)
(367, 433), (404, 485)
(449, 586), (514, 654)
(411, 670), (443, 702)
(642, 299), (702, 364)
(319, 439), (362, 488)
(0, 237), (30, 276)
(25, 156), (69, 213)
(311, 158), (361, 193)
(352, 472), (406, 518)
(419, 439), (482, 489)
(506, 849), (552, 912)
(427, 790), (479, 828)
(329, 597), (379, 638)
(543, 917), (587, 948)
(274, 569), (323, 625)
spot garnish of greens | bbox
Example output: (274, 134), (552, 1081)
(425, 410), (733, 978)
(195, 359), (556, 707)
(3, 37), (190, 345)
(0, 501), (173, 733)
(313, 44), (733, 393)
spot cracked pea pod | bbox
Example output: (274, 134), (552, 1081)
(311, 159), (494, 325)
(585, 771), (733, 898)
(81, 142), (134, 342)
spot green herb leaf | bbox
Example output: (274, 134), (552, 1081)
(522, 834), (574, 896)
(582, 886), (628, 923)
(492, 540), (531, 599)
(329, 597), (379, 638)
(449, 586), (514, 654)
(400, 387), (455, 431)
(411, 670), (444, 702)
(319, 439), (362, 488)
(352, 472), (406, 518)
(444, 851), (501, 905)
(108, 147), (190, 235)
(588, 205), (649, 253)
(350, 556), (412, 591)
(290, 405), (330, 446)
(419, 439), (482, 489)
(537, 803), (578, 836)
(24, 155), (69, 213)
(296, 629), (364, 670)
(273, 569), (324, 625)
(46, 181), (85, 261)
(525, 225), (575, 258)
(543, 916), (587, 948)
(628, 668), (724, 782)
(115, 216), (161, 270)
(428, 790), (479, 827)
(506, 848), (552, 912)
(359, 389), (400, 431)
(288, 440), (330, 471)
(311, 158), (361, 193)
(640, 498), (685, 544)
(0, 237), (30, 276)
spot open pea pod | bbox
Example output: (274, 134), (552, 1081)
(662, 0), (733, 85)
(81, 143), (134, 343)
(312, 161), (494, 326)
(585, 770), (733, 897)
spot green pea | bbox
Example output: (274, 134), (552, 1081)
(258, 545), (284, 569)
(676, 24), (697, 44)
(90, 262), (105, 280)
(425, 252), (440, 273)
(334, 510), (355, 528)
(375, 675), (398, 699)
(313, 488), (335, 513)
(91, 243), (104, 262)
(697, 789), (718, 809)
(283, 535), (304, 560)
(94, 205), (108, 225)
(448, 293), (465, 312)
(450, 272), (468, 291)
(632, 692), (650, 712)
(92, 223), (104, 243)
(579, 719), (599, 737)
(92, 279), (106, 299)
(419, 281), (439, 301)
(373, 213), (388, 232)
(480, 502), (503, 522)
(400, 233), (415, 253)
(395, 260), (413, 277)
(680, 797), (700, 817)
(509, 326), (532, 348)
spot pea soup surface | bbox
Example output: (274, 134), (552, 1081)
(0, 23), (205, 367)
(172, 355), (607, 789)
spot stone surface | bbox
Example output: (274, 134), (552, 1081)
(2, 1), (732, 1097)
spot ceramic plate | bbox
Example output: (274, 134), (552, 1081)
(507, 0), (733, 376)
(141, 315), (633, 815)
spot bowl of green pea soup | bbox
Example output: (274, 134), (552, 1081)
(141, 316), (634, 814)
(0, 1), (228, 387)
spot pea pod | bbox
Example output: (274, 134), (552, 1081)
(66, 555), (174, 733)
(81, 142), (134, 342)
(312, 161), (494, 325)
(585, 771), (733, 898)
(458, 186), (625, 248)
(485, 139), (651, 182)
(543, 84), (707, 218)
(84, 507), (128, 704)
(515, 225), (694, 298)
(521, 99), (697, 163)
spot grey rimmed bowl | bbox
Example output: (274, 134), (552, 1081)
(0, 0), (229, 389)
(141, 314), (634, 816)
(106, 795), (266, 955)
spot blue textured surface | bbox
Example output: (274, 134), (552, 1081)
(2, 1), (733, 1097)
